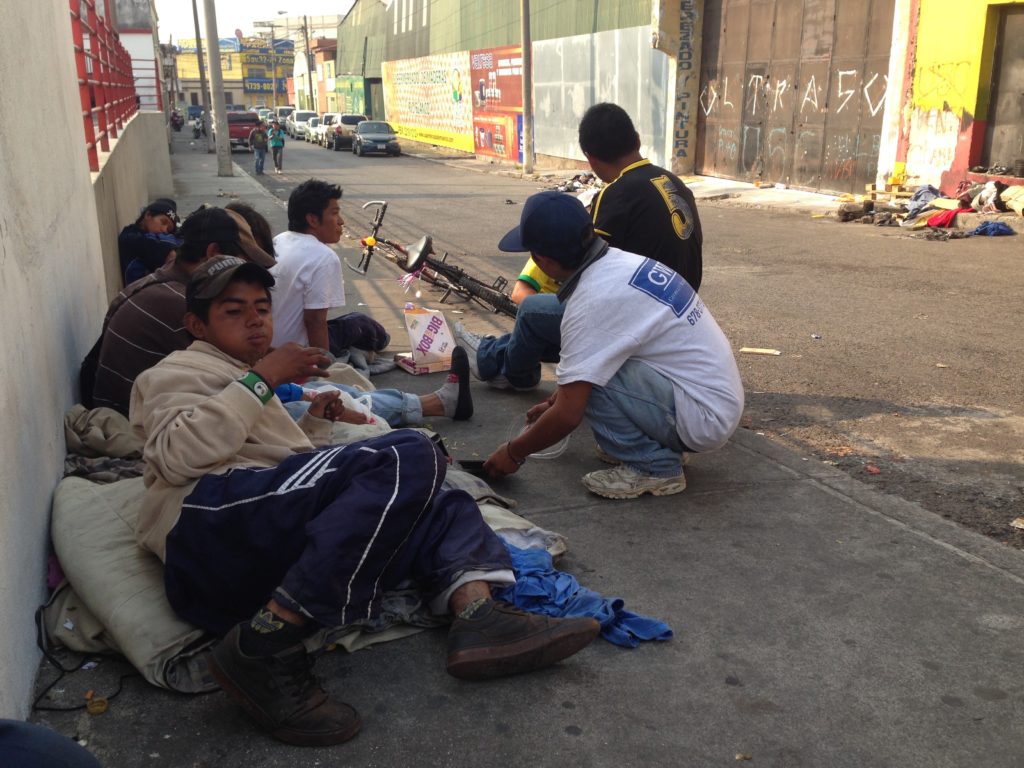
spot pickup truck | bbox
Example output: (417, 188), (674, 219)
(225, 112), (261, 151)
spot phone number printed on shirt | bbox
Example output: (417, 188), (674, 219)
(628, 259), (698, 320)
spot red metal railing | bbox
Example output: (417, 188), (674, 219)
(131, 57), (165, 112)
(69, 0), (139, 171)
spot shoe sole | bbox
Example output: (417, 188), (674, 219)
(581, 477), (688, 500)
(446, 620), (599, 681)
(450, 347), (473, 420)
(208, 653), (362, 747)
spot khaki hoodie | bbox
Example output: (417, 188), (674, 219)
(129, 340), (332, 560)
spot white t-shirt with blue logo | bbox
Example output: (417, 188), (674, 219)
(556, 248), (744, 452)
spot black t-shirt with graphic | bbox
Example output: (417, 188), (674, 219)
(591, 159), (703, 291)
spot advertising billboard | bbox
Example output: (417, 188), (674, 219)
(469, 45), (523, 162)
(381, 51), (474, 152)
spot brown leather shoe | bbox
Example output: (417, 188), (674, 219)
(446, 600), (599, 680)
(208, 624), (361, 747)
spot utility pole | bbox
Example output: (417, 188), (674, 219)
(520, 0), (534, 174)
(202, 0), (233, 176)
(303, 15), (314, 111)
(191, 0), (213, 153)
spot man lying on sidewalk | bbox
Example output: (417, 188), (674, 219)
(129, 256), (599, 746)
(456, 102), (703, 391)
(481, 192), (743, 499)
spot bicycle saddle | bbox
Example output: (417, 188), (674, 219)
(404, 235), (434, 273)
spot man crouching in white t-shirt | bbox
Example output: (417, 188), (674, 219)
(481, 191), (744, 499)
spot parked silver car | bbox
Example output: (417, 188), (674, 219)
(303, 116), (320, 141)
(286, 110), (317, 139)
(314, 113), (340, 146)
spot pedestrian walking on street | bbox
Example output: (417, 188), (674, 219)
(269, 120), (286, 174)
(248, 121), (269, 175)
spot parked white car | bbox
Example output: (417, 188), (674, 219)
(303, 116), (320, 141)
(286, 110), (317, 139)
(314, 113), (340, 146)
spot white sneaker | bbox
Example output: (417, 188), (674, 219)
(453, 323), (483, 379)
(582, 465), (687, 499)
(453, 323), (536, 392)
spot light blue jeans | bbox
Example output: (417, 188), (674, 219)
(253, 147), (266, 174)
(284, 382), (422, 427)
(476, 293), (564, 389)
(586, 360), (688, 477)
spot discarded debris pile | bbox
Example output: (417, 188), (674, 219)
(834, 180), (1023, 236)
(548, 171), (601, 193)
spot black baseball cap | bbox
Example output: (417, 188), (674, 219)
(178, 207), (275, 268)
(186, 256), (275, 312)
(497, 191), (594, 265)
(142, 198), (179, 224)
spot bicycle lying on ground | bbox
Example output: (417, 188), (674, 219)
(348, 200), (519, 319)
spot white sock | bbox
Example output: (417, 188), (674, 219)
(434, 372), (461, 418)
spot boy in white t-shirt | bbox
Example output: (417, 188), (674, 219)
(481, 191), (744, 499)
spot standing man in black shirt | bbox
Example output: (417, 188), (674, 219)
(455, 103), (704, 391)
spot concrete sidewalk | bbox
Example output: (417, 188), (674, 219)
(30, 141), (1024, 767)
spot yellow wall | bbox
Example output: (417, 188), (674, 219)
(176, 51), (244, 82)
(912, 0), (1020, 117)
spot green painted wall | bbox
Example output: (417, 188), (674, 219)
(337, 0), (649, 73)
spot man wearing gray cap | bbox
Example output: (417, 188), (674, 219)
(88, 206), (275, 415)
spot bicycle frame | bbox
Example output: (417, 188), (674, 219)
(348, 200), (518, 319)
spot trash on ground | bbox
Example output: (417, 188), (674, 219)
(736, 754), (753, 762)
(740, 347), (781, 356)
(1010, 518), (1024, 530)
(81, 660), (99, 671)
(811, 333), (822, 340)
(505, 199), (517, 205)
(833, 446), (854, 457)
(935, 363), (949, 368)
(86, 698), (108, 715)
(864, 464), (882, 474)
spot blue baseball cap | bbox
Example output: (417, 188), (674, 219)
(497, 191), (594, 265)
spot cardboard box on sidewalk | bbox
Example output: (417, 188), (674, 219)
(394, 352), (451, 375)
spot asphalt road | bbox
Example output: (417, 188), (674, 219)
(247, 138), (1024, 547)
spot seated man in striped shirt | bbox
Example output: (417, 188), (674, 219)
(90, 206), (276, 415)
(129, 256), (598, 747)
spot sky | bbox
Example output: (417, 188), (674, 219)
(153, 0), (355, 43)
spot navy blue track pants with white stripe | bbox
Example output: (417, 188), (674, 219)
(163, 430), (512, 636)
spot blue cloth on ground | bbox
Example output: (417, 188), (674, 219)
(969, 221), (1015, 237)
(493, 542), (672, 648)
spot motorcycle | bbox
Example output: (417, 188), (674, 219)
(170, 111), (183, 132)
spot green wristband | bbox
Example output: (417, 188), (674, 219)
(237, 371), (273, 405)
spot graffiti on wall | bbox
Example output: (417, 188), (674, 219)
(905, 108), (961, 183)
(381, 51), (474, 152)
(699, 68), (889, 119)
(673, 0), (699, 160)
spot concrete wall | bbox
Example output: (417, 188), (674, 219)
(0, 1), (172, 718)
(533, 26), (672, 168)
(93, 112), (174, 302)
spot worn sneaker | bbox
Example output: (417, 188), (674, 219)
(208, 623), (361, 747)
(452, 323), (536, 391)
(446, 600), (599, 680)
(582, 465), (687, 499)
(452, 323), (484, 379)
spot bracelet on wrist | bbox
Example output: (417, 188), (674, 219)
(237, 370), (274, 405)
(506, 442), (526, 467)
